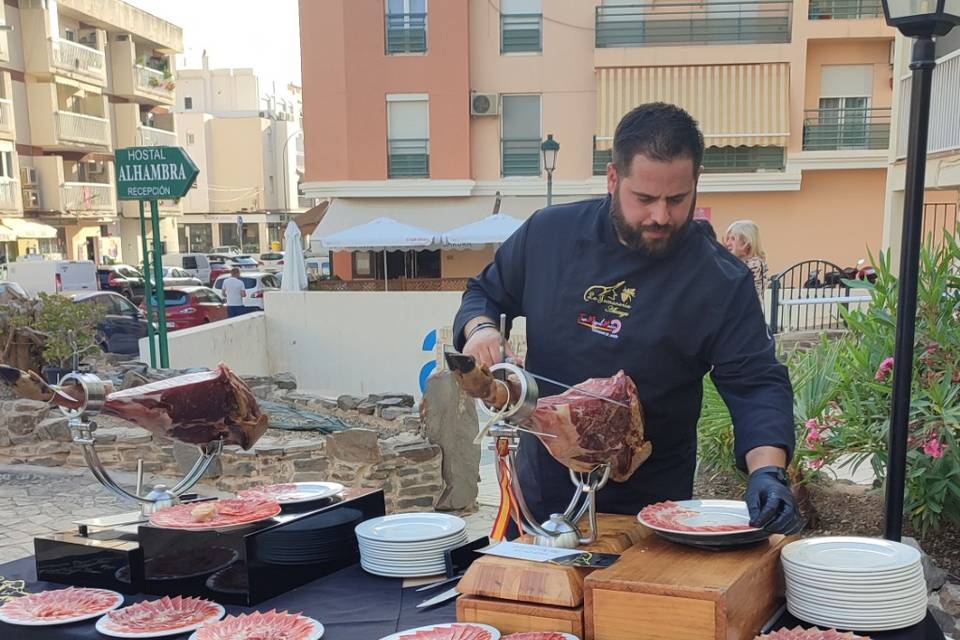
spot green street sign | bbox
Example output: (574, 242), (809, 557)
(114, 146), (199, 201)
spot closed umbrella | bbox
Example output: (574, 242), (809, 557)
(442, 213), (524, 249)
(280, 221), (308, 291)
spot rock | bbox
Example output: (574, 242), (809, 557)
(337, 395), (363, 411)
(392, 440), (441, 464)
(36, 417), (72, 443)
(903, 537), (949, 592)
(401, 415), (421, 432)
(172, 441), (222, 478)
(369, 393), (414, 408)
(293, 458), (329, 473)
(940, 582), (960, 617)
(121, 370), (149, 390)
(0, 400), (49, 436)
(375, 397), (406, 412)
(420, 371), (480, 511)
(381, 407), (414, 421)
(356, 402), (377, 416)
(320, 399), (339, 411)
(929, 598), (956, 636)
(274, 373), (298, 390)
(327, 429), (380, 464)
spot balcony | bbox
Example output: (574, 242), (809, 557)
(62, 182), (115, 214)
(802, 107), (891, 151)
(49, 38), (106, 84)
(0, 179), (18, 211)
(593, 137), (785, 174)
(898, 51), (960, 157)
(502, 139), (541, 177)
(388, 138), (430, 178)
(135, 65), (175, 99)
(501, 13), (542, 53)
(55, 111), (111, 149)
(385, 13), (427, 54)
(0, 98), (13, 138)
(139, 124), (177, 147)
(808, 0), (883, 19)
(595, 1), (792, 47)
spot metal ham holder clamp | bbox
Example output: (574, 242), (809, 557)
(58, 372), (223, 520)
(448, 315), (611, 549)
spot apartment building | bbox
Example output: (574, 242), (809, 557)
(300, 0), (896, 281)
(170, 58), (307, 255)
(0, 0), (182, 266)
(882, 28), (960, 264)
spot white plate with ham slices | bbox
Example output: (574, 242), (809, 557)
(238, 482), (344, 505)
(0, 587), (123, 626)
(149, 497), (281, 531)
(379, 622), (500, 640)
(638, 500), (761, 536)
(96, 596), (225, 638)
(502, 633), (580, 640)
(187, 610), (323, 640)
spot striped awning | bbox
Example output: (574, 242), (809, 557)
(596, 63), (791, 149)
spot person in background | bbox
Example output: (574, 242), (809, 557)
(222, 267), (247, 318)
(725, 220), (768, 300)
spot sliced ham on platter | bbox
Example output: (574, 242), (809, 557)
(390, 622), (499, 640)
(149, 496), (281, 530)
(639, 500), (755, 533)
(0, 587), (123, 626)
(756, 626), (871, 640)
(189, 610), (323, 640)
(502, 633), (578, 640)
(238, 482), (344, 504)
(96, 596), (224, 638)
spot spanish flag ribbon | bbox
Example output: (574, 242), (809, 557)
(491, 436), (522, 540)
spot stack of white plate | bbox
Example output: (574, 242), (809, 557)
(355, 513), (468, 578)
(782, 536), (927, 631)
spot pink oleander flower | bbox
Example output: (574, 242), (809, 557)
(805, 418), (819, 431)
(808, 458), (824, 470)
(875, 357), (895, 382)
(805, 428), (822, 447)
(923, 438), (948, 459)
(926, 343), (939, 355)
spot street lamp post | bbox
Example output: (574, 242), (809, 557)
(541, 134), (560, 207)
(879, 0), (959, 542)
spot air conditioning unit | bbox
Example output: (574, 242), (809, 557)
(22, 189), (40, 209)
(470, 93), (500, 117)
(20, 167), (38, 187)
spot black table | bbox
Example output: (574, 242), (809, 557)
(0, 556), (946, 639)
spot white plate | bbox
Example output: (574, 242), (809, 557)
(637, 500), (760, 537)
(785, 573), (926, 594)
(358, 533), (467, 550)
(358, 554), (447, 566)
(786, 589), (928, 612)
(377, 622), (501, 640)
(782, 559), (922, 579)
(781, 537), (921, 573)
(95, 602), (226, 638)
(0, 589), (124, 627)
(356, 513), (466, 543)
(787, 604), (926, 631)
(187, 618), (324, 640)
(361, 562), (446, 578)
(242, 482), (344, 505)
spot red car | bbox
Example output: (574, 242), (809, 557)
(139, 286), (228, 331)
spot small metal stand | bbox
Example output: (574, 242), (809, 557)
(58, 372), (223, 518)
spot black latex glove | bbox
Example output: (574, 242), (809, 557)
(745, 465), (805, 535)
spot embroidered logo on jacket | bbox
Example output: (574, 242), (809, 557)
(577, 313), (622, 339)
(583, 281), (635, 318)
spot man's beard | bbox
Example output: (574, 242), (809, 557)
(610, 188), (695, 257)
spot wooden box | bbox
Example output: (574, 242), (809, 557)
(584, 530), (790, 640)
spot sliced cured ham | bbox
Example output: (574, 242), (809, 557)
(0, 587), (122, 624)
(640, 501), (753, 533)
(396, 623), (495, 640)
(149, 496), (280, 530)
(97, 596), (224, 636)
(756, 627), (870, 640)
(193, 610), (322, 640)
(502, 633), (570, 640)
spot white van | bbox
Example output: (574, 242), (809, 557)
(7, 258), (98, 297)
(163, 253), (212, 286)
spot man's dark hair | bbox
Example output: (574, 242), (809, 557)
(612, 102), (704, 176)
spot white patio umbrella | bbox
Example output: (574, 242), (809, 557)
(441, 213), (524, 250)
(319, 217), (439, 291)
(281, 221), (308, 291)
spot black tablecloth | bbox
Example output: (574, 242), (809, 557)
(0, 556), (946, 640)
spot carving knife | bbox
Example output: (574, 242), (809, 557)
(416, 587), (460, 609)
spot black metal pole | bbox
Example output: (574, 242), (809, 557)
(884, 35), (936, 542)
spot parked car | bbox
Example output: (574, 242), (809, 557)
(139, 286), (227, 331)
(212, 246), (241, 255)
(97, 264), (145, 302)
(305, 257), (331, 281)
(212, 272), (280, 310)
(71, 291), (150, 355)
(207, 253), (259, 285)
(258, 251), (285, 273)
(160, 266), (203, 287)
(164, 253), (212, 286)
(0, 281), (29, 298)
(7, 259), (98, 296)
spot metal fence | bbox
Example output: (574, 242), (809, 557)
(385, 13), (427, 54)
(922, 202), (960, 252)
(768, 259), (872, 334)
(808, 0), (883, 19)
(501, 13), (542, 53)
(388, 138), (430, 178)
(802, 107), (891, 151)
(502, 138), (541, 177)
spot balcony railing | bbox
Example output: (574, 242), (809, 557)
(501, 13), (542, 53)
(898, 50), (960, 157)
(802, 107), (891, 151)
(49, 38), (106, 81)
(388, 138), (430, 178)
(808, 0), (883, 19)
(62, 182), (114, 212)
(0, 98), (13, 134)
(135, 64), (173, 94)
(595, 1), (793, 47)
(502, 138), (541, 177)
(385, 12), (427, 54)
(139, 124), (177, 147)
(593, 137), (785, 174)
(55, 111), (110, 147)
(0, 179), (17, 210)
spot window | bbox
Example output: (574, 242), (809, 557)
(184, 96), (193, 110)
(385, 0), (427, 54)
(501, 0), (542, 54)
(241, 225), (260, 253)
(501, 95), (541, 176)
(805, 65), (885, 151)
(354, 251), (374, 278)
(387, 96), (429, 178)
(183, 256), (198, 270)
(0, 152), (13, 179)
(261, 275), (280, 288)
(267, 223), (283, 246)
(186, 132), (196, 145)
(219, 223), (240, 248)
(115, 296), (138, 315)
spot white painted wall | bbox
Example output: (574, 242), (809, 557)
(138, 312), (269, 376)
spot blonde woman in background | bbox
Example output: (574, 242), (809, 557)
(724, 220), (767, 299)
